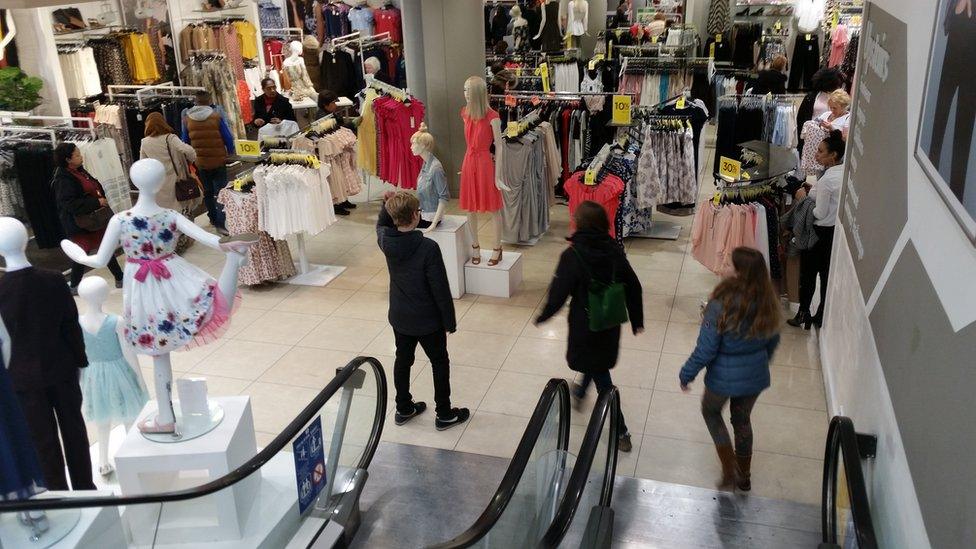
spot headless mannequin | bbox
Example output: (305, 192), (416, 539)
(410, 139), (446, 233)
(282, 40), (317, 102)
(78, 277), (144, 476)
(534, 0), (562, 41)
(511, 6), (529, 50)
(61, 159), (251, 434)
(462, 79), (509, 266)
(566, 0), (588, 47)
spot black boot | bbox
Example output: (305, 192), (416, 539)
(334, 204), (350, 216)
(786, 311), (810, 328)
(340, 200), (357, 209)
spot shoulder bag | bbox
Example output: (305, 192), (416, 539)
(572, 247), (629, 332)
(62, 170), (112, 232)
(166, 135), (203, 202)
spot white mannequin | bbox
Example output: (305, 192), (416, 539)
(567, 0), (589, 37)
(282, 40), (317, 101)
(282, 40), (304, 67)
(61, 159), (252, 434)
(534, 0), (562, 41)
(0, 11), (15, 61)
(511, 6), (529, 50)
(462, 77), (509, 266)
(409, 129), (446, 233)
(78, 277), (145, 476)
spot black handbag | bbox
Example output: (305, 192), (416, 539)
(166, 135), (202, 202)
(75, 206), (113, 232)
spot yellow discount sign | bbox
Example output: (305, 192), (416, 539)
(719, 156), (741, 181)
(611, 94), (632, 126)
(235, 140), (261, 157)
(584, 169), (597, 186)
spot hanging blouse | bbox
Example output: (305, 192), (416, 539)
(217, 188), (297, 285)
(564, 171), (625, 239)
(253, 163), (336, 239)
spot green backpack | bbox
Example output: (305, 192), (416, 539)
(572, 248), (629, 332)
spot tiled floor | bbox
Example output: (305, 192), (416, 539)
(83, 145), (827, 506)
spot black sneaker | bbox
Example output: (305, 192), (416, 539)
(340, 200), (357, 209)
(395, 401), (427, 425)
(435, 408), (470, 431)
(618, 434), (633, 453)
(334, 205), (351, 216)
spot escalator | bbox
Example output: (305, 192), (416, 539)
(819, 416), (878, 549)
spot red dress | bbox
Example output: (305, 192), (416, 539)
(68, 167), (109, 253)
(564, 171), (625, 239)
(459, 107), (503, 213)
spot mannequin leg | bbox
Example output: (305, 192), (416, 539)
(216, 251), (246, 316)
(97, 422), (114, 474)
(466, 212), (482, 263)
(488, 212), (504, 265)
(152, 354), (176, 427)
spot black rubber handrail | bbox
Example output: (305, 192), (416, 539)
(540, 387), (620, 548)
(0, 356), (387, 512)
(428, 378), (571, 549)
(821, 416), (878, 549)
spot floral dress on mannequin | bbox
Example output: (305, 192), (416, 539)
(119, 210), (241, 354)
(283, 61), (316, 102)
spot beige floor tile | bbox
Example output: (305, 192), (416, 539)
(635, 435), (720, 489)
(669, 296), (706, 324)
(643, 390), (713, 445)
(749, 452), (823, 505)
(662, 322), (702, 355)
(191, 339), (292, 380)
(245, 381), (321, 434)
(771, 333), (819, 369)
(453, 295), (477, 318)
(626, 251), (686, 272)
(750, 403), (828, 460)
(446, 331), (518, 369)
(381, 409), (465, 450)
(620, 320), (668, 352)
(455, 411), (530, 458)
(239, 284), (298, 310)
(297, 317), (387, 352)
(476, 282), (548, 309)
(522, 309), (569, 341)
(411, 363), (498, 410)
(272, 287), (356, 315)
(680, 256), (715, 275)
(224, 307), (268, 339)
(642, 294), (674, 322)
(458, 303), (535, 336)
(326, 265), (383, 291)
(332, 291), (390, 322)
(633, 269), (680, 295)
(235, 311), (326, 345)
(360, 269), (390, 293)
(627, 238), (687, 256)
(501, 337), (572, 378)
(675, 272), (721, 298)
(520, 259), (559, 285)
(610, 348), (660, 389)
(362, 326), (420, 359)
(764, 365), (827, 411)
(197, 374), (252, 398)
(338, 245), (388, 268)
(653, 353), (701, 395)
(258, 347), (360, 389)
(570, 385), (652, 435)
(480, 371), (557, 418)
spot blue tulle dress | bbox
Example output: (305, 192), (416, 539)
(0, 339), (46, 500)
(80, 315), (149, 424)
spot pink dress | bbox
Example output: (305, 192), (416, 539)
(459, 107), (503, 213)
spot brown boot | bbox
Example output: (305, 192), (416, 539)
(735, 454), (752, 491)
(714, 444), (737, 491)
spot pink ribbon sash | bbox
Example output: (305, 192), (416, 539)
(127, 254), (174, 282)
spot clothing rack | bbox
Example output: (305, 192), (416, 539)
(53, 25), (137, 39)
(136, 84), (206, 109)
(262, 27), (303, 39)
(366, 75), (410, 101)
(106, 82), (176, 101)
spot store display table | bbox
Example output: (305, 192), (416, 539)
(464, 250), (523, 298)
(424, 215), (469, 299)
(114, 396), (259, 544)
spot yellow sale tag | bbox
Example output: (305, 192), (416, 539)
(831, 11), (840, 28)
(506, 121), (518, 138)
(719, 156), (741, 181)
(608, 40), (613, 60)
(715, 33), (722, 43)
(709, 43), (716, 58)
(537, 63), (550, 93)
(611, 94), (632, 126)
(806, 33), (812, 41)
(233, 179), (243, 191)
(651, 35), (659, 43)
(584, 169), (597, 185)
(774, 20), (782, 30)
(235, 140), (260, 157)
(676, 96), (686, 109)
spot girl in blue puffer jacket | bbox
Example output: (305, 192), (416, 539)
(679, 247), (782, 492)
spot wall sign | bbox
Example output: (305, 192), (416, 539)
(293, 416), (325, 515)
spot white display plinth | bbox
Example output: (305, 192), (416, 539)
(464, 250), (523, 298)
(0, 491), (124, 549)
(114, 396), (259, 545)
(424, 215), (469, 299)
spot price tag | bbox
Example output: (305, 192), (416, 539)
(719, 156), (742, 181)
(831, 11), (840, 28)
(651, 35), (659, 44)
(233, 179), (243, 191)
(774, 20), (782, 31)
(506, 121), (518, 138)
(504, 94), (516, 107)
(538, 62), (550, 93)
(608, 40), (613, 60)
(530, 95), (541, 106)
(806, 33), (812, 41)
(235, 140), (260, 157)
(676, 96), (686, 109)
(611, 94), (632, 126)
(584, 169), (597, 185)
(715, 33), (722, 43)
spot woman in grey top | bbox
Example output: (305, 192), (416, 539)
(411, 123), (450, 232)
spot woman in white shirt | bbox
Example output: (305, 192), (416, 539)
(816, 89), (852, 139)
(788, 130), (846, 330)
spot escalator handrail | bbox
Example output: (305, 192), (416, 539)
(540, 387), (620, 547)
(428, 378), (571, 549)
(821, 416), (878, 549)
(0, 355), (387, 512)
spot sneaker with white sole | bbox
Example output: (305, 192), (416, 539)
(395, 401), (427, 426)
(435, 408), (470, 431)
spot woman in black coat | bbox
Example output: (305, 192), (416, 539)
(535, 201), (644, 451)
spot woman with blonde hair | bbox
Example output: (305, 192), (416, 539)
(816, 89), (852, 138)
(680, 247), (782, 492)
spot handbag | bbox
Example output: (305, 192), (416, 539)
(166, 135), (202, 202)
(572, 247), (629, 332)
(75, 206), (113, 232)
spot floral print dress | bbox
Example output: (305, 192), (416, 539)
(119, 209), (237, 355)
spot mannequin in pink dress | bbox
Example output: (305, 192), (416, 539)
(459, 76), (510, 267)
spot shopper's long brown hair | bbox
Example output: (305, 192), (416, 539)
(710, 247), (781, 338)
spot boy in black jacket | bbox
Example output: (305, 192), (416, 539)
(377, 192), (470, 430)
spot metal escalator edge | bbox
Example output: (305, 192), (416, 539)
(821, 416), (878, 549)
(427, 378), (572, 549)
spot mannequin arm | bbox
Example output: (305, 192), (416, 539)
(490, 118), (511, 191)
(61, 215), (123, 268)
(423, 201), (447, 234)
(534, 5), (546, 39)
(175, 214), (221, 250)
(0, 11), (15, 61)
(116, 319), (147, 391)
(583, 3), (589, 34)
(0, 315), (10, 367)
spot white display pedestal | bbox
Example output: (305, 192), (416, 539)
(0, 491), (124, 549)
(424, 215), (469, 299)
(464, 250), (523, 298)
(114, 396), (259, 545)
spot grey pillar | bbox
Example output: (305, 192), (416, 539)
(403, 0), (485, 194)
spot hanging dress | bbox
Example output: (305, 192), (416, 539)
(539, 1), (563, 52)
(119, 209), (240, 355)
(459, 107), (503, 213)
(80, 315), (150, 424)
(0, 338), (46, 501)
